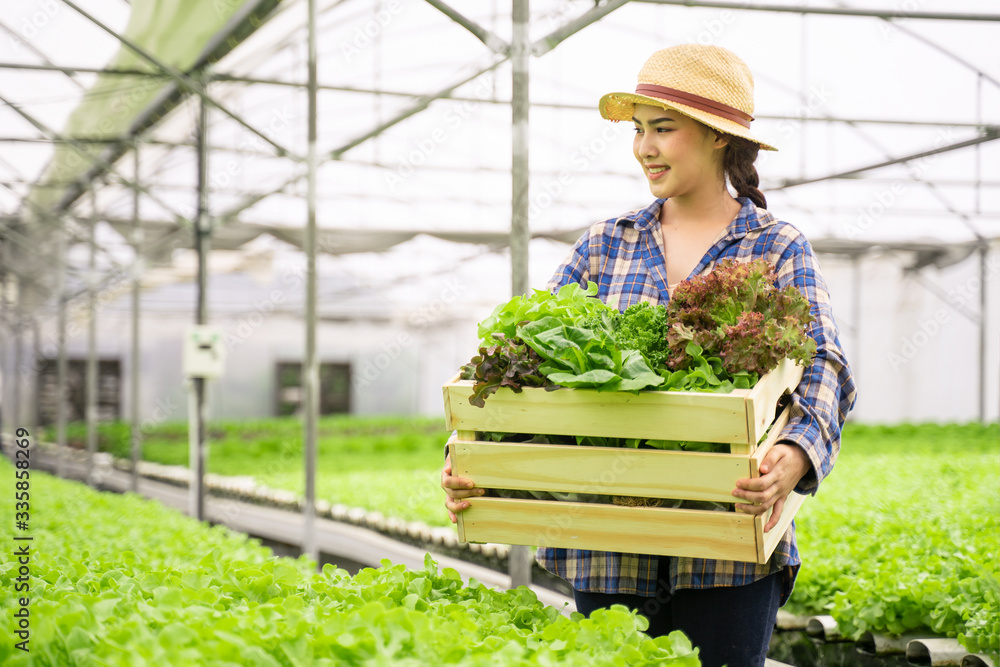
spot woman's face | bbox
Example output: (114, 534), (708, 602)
(632, 104), (728, 200)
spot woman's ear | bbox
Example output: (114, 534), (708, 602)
(712, 131), (731, 150)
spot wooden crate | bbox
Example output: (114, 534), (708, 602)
(442, 358), (806, 564)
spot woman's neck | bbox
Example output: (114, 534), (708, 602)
(661, 187), (742, 230)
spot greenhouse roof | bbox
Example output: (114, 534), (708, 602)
(1, 0), (999, 311)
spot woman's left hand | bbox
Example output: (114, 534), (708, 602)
(732, 444), (811, 533)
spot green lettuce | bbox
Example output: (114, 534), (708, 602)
(518, 316), (664, 392)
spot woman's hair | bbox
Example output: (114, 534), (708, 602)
(721, 135), (766, 209)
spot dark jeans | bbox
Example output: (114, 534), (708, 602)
(572, 564), (782, 667)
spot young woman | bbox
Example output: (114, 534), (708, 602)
(442, 44), (857, 667)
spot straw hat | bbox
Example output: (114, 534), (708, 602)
(600, 44), (777, 151)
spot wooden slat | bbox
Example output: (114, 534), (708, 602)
(444, 382), (751, 443)
(442, 378), (456, 432)
(754, 514), (767, 563)
(452, 440), (748, 503)
(745, 359), (804, 445)
(761, 491), (807, 562)
(749, 405), (793, 478)
(462, 497), (760, 562)
(453, 430), (477, 547)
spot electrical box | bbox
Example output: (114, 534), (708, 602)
(183, 326), (225, 378)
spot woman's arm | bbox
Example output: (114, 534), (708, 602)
(734, 235), (857, 530)
(546, 228), (592, 292)
(771, 236), (858, 494)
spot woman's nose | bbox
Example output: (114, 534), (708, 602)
(637, 131), (657, 157)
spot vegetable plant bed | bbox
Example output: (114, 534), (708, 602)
(443, 357), (805, 564)
(0, 458), (703, 666)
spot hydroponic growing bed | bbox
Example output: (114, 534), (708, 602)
(0, 457), (701, 666)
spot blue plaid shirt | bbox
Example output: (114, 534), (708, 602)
(538, 197), (857, 605)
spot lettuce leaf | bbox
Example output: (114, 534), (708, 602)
(518, 317), (664, 392)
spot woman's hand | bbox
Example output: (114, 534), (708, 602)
(441, 454), (484, 524)
(732, 444), (811, 533)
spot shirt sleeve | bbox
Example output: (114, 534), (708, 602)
(546, 228), (592, 292)
(772, 237), (858, 495)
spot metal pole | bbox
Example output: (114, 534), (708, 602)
(131, 148), (142, 493)
(55, 223), (68, 477)
(31, 318), (39, 437)
(0, 265), (6, 449)
(776, 131), (1000, 190)
(511, 0), (530, 298)
(979, 244), (987, 423)
(975, 75), (987, 425)
(509, 0), (533, 590)
(631, 0), (1000, 22)
(13, 308), (22, 431)
(302, 0), (320, 566)
(851, 255), (861, 389)
(86, 188), (98, 486)
(192, 85), (211, 522)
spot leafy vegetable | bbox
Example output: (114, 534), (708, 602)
(477, 282), (609, 344)
(0, 458), (705, 666)
(465, 260), (814, 407)
(519, 316), (664, 392)
(462, 334), (556, 408)
(467, 282), (663, 400)
(610, 301), (672, 370)
(788, 422), (999, 660)
(664, 258), (816, 378)
(658, 341), (756, 393)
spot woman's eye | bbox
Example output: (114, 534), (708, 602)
(633, 127), (643, 134)
(657, 128), (673, 133)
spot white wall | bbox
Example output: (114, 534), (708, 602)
(4, 245), (997, 428)
(819, 247), (998, 424)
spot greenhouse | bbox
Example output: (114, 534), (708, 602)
(0, 1), (997, 665)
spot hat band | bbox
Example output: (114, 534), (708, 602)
(634, 84), (753, 128)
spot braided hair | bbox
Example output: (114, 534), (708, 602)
(722, 135), (766, 209)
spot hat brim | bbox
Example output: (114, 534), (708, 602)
(599, 91), (778, 152)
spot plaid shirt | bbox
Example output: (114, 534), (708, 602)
(537, 197), (857, 604)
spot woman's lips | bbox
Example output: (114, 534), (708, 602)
(646, 165), (669, 181)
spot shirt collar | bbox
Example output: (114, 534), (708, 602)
(622, 197), (778, 238)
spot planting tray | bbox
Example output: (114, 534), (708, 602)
(443, 358), (806, 564)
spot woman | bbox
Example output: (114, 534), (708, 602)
(442, 44), (857, 667)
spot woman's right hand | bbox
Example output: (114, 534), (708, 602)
(441, 453), (484, 524)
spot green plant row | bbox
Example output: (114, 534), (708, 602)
(35, 416), (1000, 659)
(0, 458), (700, 666)
(42, 415), (452, 527)
(789, 422), (999, 659)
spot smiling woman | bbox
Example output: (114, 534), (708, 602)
(441, 43), (858, 667)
